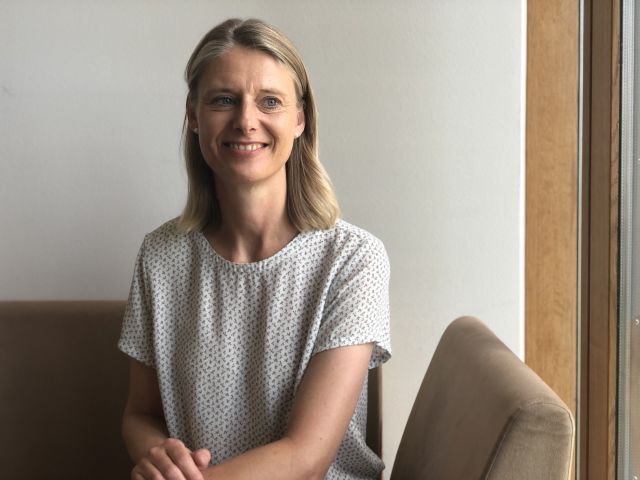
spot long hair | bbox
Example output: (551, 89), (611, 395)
(177, 18), (340, 233)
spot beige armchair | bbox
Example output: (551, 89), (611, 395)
(390, 316), (575, 479)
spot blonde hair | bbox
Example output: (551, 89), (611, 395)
(178, 18), (340, 233)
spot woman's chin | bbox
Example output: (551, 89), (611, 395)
(215, 166), (288, 190)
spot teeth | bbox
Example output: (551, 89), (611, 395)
(228, 143), (264, 151)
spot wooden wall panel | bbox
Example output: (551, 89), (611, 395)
(525, 0), (579, 415)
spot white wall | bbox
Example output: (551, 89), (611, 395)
(0, 0), (524, 475)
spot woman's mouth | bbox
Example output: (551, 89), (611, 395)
(224, 142), (268, 151)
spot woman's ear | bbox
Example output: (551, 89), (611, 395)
(187, 98), (198, 133)
(295, 110), (305, 138)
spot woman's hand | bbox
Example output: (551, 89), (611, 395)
(131, 438), (211, 480)
(123, 360), (212, 480)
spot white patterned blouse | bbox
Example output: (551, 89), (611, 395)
(118, 218), (391, 479)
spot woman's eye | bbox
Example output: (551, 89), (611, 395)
(262, 97), (281, 109)
(211, 96), (235, 107)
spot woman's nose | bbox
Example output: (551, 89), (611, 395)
(233, 101), (258, 134)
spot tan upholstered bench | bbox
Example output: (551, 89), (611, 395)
(0, 301), (132, 480)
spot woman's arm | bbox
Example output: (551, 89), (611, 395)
(202, 342), (374, 480)
(124, 342), (373, 480)
(122, 359), (211, 480)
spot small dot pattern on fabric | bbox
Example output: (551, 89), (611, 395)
(118, 218), (391, 479)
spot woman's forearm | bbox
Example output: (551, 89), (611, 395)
(203, 437), (326, 480)
(122, 411), (170, 463)
(123, 416), (325, 480)
(201, 345), (373, 480)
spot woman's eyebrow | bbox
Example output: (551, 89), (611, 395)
(201, 86), (290, 97)
(201, 87), (236, 96)
(258, 88), (288, 97)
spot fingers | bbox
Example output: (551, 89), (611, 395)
(192, 448), (212, 468)
(133, 457), (177, 480)
(131, 438), (207, 480)
(165, 439), (206, 479)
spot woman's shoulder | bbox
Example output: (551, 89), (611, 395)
(139, 217), (198, 258)
(307, 219), (387, 258)
(143, 217), (183, 242)
(329, 219), (384, 246)
(305, 220), (389, 288)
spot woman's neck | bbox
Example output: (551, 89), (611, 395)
(205, 179), (298, 264)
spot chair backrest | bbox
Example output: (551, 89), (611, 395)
(0, 301), (132, 480)
(391, 316), (574, 480)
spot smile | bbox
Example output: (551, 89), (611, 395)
(225, 143), (268, 151)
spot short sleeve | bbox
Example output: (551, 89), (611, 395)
(117, 238), (155, 367)
(313, 237), (391, 368)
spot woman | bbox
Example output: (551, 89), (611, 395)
(119, 18), (391, 480)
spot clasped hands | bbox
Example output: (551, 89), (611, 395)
(131, 438), (212, 480)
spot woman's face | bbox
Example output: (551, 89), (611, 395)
(189, 47), (305, 190)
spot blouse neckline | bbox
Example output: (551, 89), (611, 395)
(194, 229), (307, 271)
